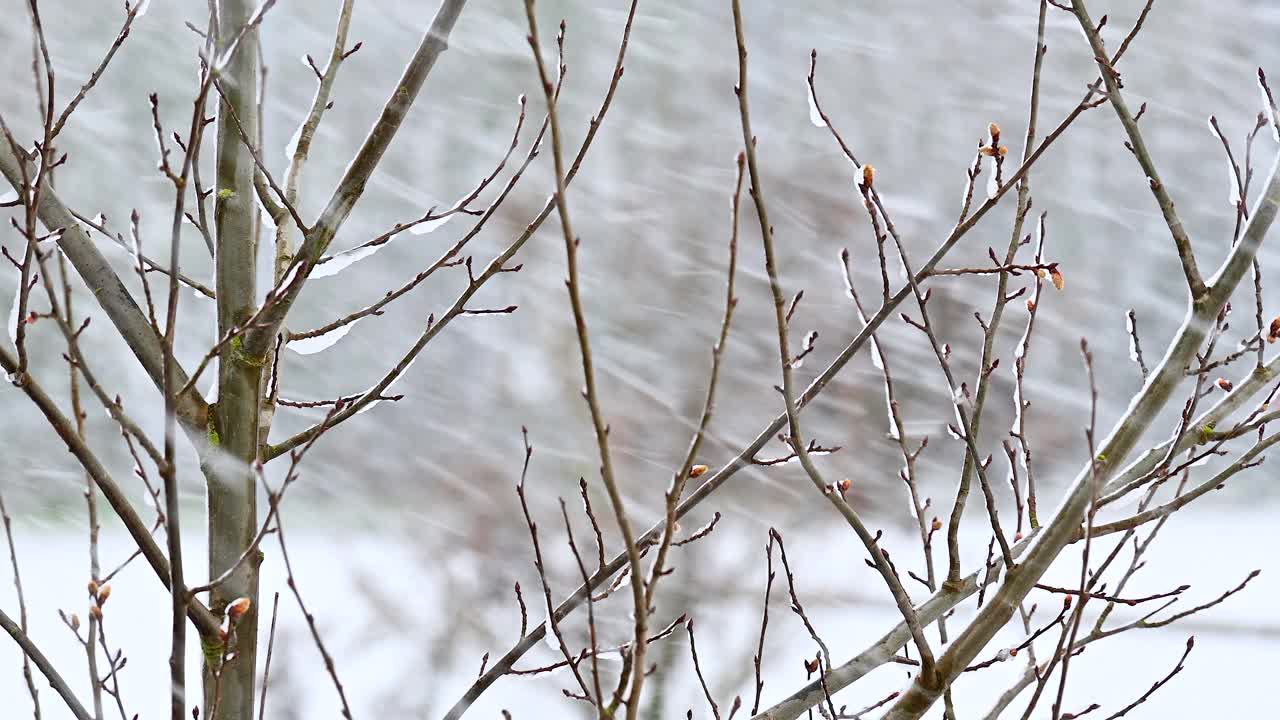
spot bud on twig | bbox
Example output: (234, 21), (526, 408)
(689, 464), (709, 478)
(226, 596), (252, 623)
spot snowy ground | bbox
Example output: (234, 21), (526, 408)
(2, 497), (1274, 719)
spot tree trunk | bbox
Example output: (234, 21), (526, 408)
(205, 1), (263, 717)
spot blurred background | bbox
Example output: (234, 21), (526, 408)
(1, 0), (1278, 717)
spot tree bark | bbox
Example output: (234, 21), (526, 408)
(205, 1), (263, 717)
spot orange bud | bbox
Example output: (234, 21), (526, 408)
(96, 584), (111, 606)
(87, 580), (98, 596)
(1026, 299), (1036, 313)
(1050, 268), (1065, 291)
(1217, 378), (1234, 392)
(979, 146), (996, 157)
(1269, 316), (1280, 343)
(838, 478), (852, 494)
(1009, 647), (1019, 657)
(861, 164), (875, 189)
(804, 658), (820, 674)
(90, 603), (103, 620)
(930, 518), (942, 531)
(226, 597), (252, 622)
(689, 464), (708, 478)
(1014, 532), (1024, 542)
(998, 145), (1009, 157)
(988, 122), (1001, 141)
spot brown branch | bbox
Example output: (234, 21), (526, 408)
(1072, 0), (1206, 299)
(1100, 637), (1194, 720)
(736, 0), (937, 683)
(245, 0), (470, 358)
(0, 491), (40, 718)
(0, 607), (92, 720)
(524, 6), (648, 717)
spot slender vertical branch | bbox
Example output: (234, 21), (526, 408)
(0, 491), (40, 719)
(730, 0), (936, 679)
(1049, 340), (1100, 719)
(257, 592), (281, 720)
(275, 0), (355, 280)
(154, 29), (221, 720)
(946, 0), (1048, 586)
(58, 246), (105, 720)
(643, 151), (743, 614)
(524, 4), (648, 717)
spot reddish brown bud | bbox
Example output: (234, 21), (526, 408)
(1050, 268), (1065, 291)
(804, 658), (820, 674)
(1026, 299), (1036, 312)
(1217, 378), (1234, 392)
(1009, 647), (1019, 657)
(1269, 316), (1280, 343)
(90, 603), (103, 620)
(1063, 596), (1073, 609)
(226, 597), (252, 622)
(1014, 532), (1024, 542)
(87, 580), (99, 597)
(689, 464), (709, 478)
(96, 584), (111, 606)
(838, 478), (852, 494)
